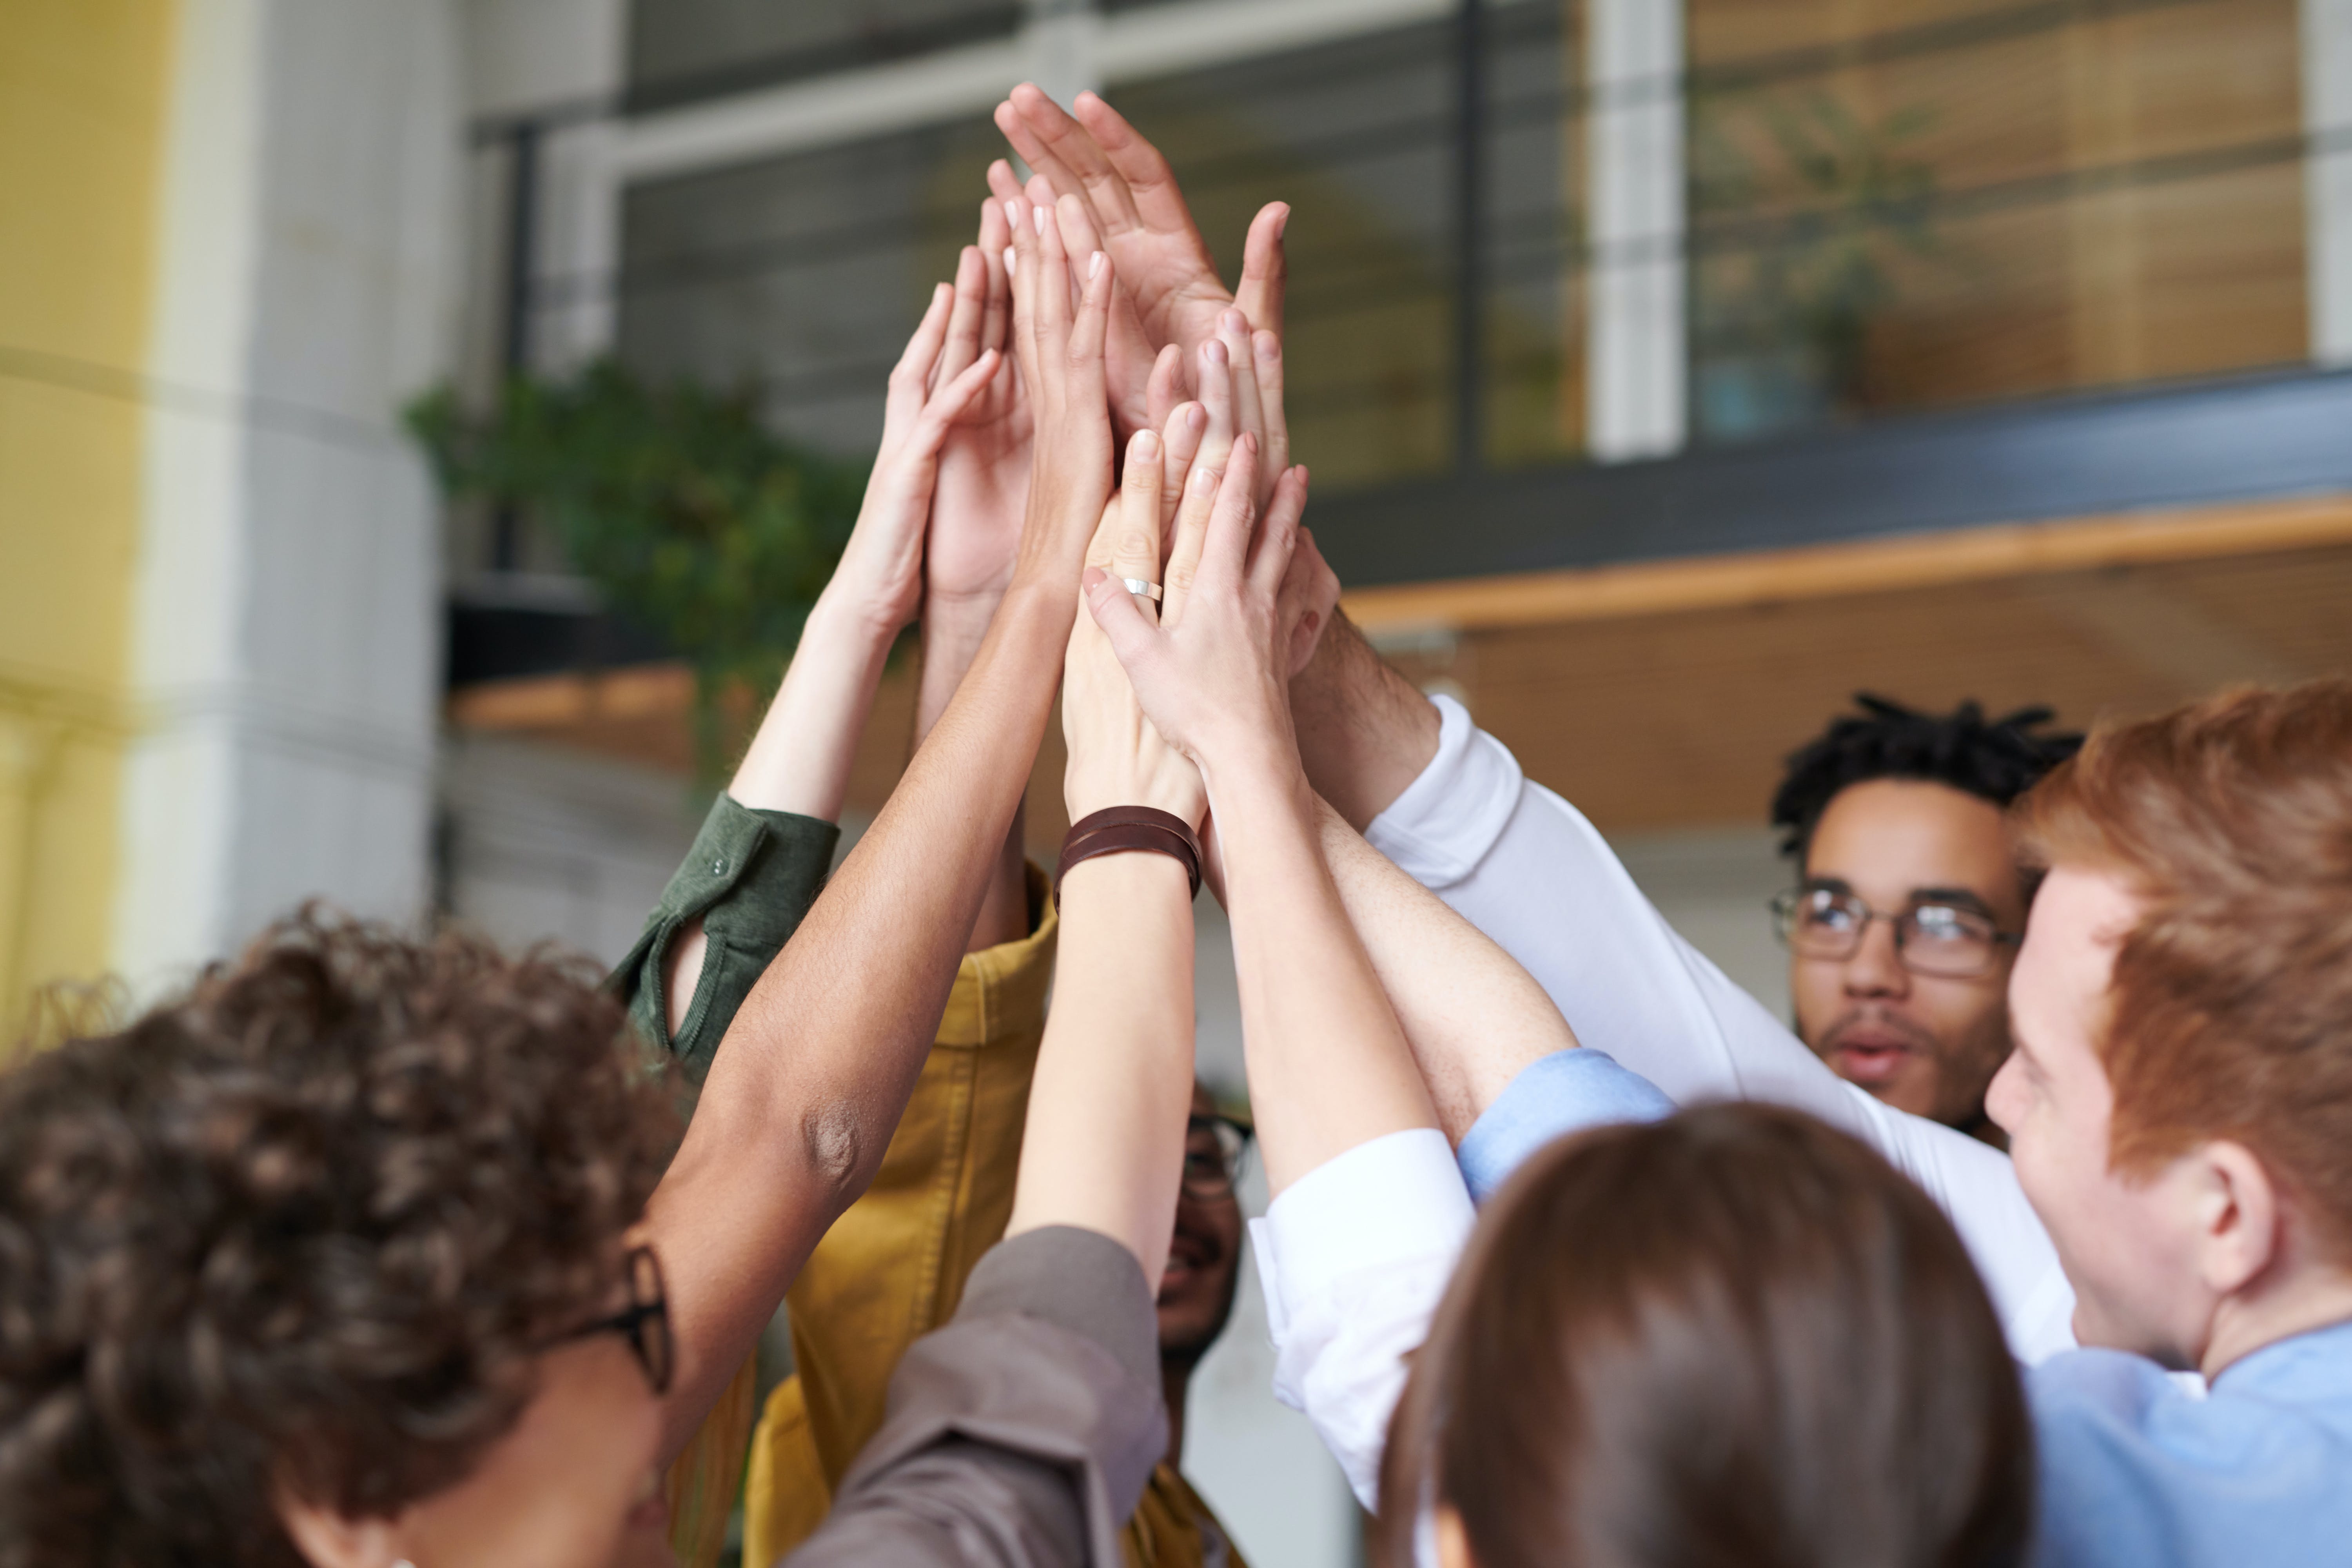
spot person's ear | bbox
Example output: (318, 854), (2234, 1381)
(2194, 1138), (2281, 1298)
(1435, 1504), (1478, 1568)
(274, 1483), (408, 1568)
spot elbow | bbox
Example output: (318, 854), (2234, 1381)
(799, 1099), (867, 1217)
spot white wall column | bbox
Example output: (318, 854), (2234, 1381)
(2303, 0), (2352, 364)
(118, 0), (461, 989)
(1586, 0), (1686, 461)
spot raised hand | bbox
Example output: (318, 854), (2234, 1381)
(1083, 434), (1310, 781)
(927, 203), (1031, 622)
(1063, 426), (1207, 829)
(995, 86), (1289, 367)
(830, 280), (1005, 637)
(1004, 191), (1118, 593)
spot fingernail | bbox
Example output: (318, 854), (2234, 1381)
(1132, 430), (1158, 459)
(1194, 466), (1217, 493)
(1003, 246), (1017, 275)
(1004, 200), (1021, 229)
(1185, 405), (1206, 432)
(1203, 340), (1226, 367)
(1256, 333), (1278, 361)
(1225, 309), (1247, 333)
(1034, 206), (1049, 235)
(1089, 250), (1105, 279)
(1275, 206), (1290, 239)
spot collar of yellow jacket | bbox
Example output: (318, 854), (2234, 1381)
(936, 862), (1058, 1049)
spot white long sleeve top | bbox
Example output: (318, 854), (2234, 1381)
(1250, 697), (2077, 1510)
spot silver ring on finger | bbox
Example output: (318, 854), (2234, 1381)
(1122, 578), (1164, 603)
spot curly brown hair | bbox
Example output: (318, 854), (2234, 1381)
(0, 911), (682, 1568)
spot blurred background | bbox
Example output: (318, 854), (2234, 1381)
(8, 1), (2352, 1562)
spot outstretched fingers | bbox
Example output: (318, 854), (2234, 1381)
(935, 248), (988, 391)
(1157, 400), (1206, 537)
(1248, 463), (1309, 601)
(885, 281), (956, 442)
(1163, 441), (1218, 613)
(1071, 91), (1192, 239)
(1200, 434), (1261, 589)
(1109, 428), (1167, 622)
(1236, 202), (1291, 338)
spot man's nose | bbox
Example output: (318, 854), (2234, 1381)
(1842, 915), (1909, 996)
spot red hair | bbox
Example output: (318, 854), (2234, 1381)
(2015, 679), (2352, 1254)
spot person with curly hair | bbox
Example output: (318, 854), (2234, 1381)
(0, 186), (1195, 1568)
(1768, 694), (2083, 1140)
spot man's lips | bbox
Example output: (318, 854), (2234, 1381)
(1823, 1019), (1933, 1086)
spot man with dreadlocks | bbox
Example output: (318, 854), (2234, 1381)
(1767, 695), (2082, 1143)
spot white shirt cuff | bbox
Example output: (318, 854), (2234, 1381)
(1252, 1127), (1474, 1352)
(1364, 695), (1525, 889)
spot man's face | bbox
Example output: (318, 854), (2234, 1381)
(1790, 779), (2027, 1129)
(1158, 1083), (1244, 1363)
(1986, 866), (2215, 1367)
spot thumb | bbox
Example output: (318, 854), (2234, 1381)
(1082, 565), (1162, 673)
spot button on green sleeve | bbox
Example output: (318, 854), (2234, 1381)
(610, 793), (840, 1082)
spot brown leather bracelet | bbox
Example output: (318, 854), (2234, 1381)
(1053, 806), (1203, 909)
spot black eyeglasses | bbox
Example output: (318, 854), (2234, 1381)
(1182, 1113), (1254, 1201)
(1770, 885), (2021, 980)
(549, 1245), (673, 1394)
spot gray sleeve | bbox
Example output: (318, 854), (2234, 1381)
(779, 1226), (1165, 1568)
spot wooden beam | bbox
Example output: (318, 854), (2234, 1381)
(1339, 492), (2352, 633)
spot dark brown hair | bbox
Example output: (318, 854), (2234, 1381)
(1382, 1104), (2032, 1568)
(0, 911), (682, 1568)
(2013, 679), (2352, 1256)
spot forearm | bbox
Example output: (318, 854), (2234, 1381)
(1004, 853), (1194, 1284)
(1314, 796), (1576, 1142)
(1210, 741), (1437, 1194)
(662, 591), (892, 1034)
(733, 586), (897, 819)
(1290, 610), (1440, 830)
(918, 596), (1028, 952)
(643, 577), (1074, 1458)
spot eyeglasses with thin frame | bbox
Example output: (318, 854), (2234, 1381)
(1770, 884), (2021, 979)
(548, 1244), (673, 1395)
(1182, 1113), (1254, 1201)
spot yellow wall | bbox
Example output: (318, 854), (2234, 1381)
(0, 1), (177, 1028)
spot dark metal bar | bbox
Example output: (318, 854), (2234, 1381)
(1453, 0), (1485, 477)
(494, 123), (541, 573)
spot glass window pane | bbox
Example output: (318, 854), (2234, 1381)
(615, 114), (1002, 456)
(1685, 0), (2308, 443)
(1112, 22), (1460, 491)
(1483, 0), (1586, 468)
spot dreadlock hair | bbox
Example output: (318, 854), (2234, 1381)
(1771, 693), (2083, 866)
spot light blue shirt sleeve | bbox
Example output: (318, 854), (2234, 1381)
(1455, 1049), (1675, 1203)
(2024, 1323), (2352, 1568)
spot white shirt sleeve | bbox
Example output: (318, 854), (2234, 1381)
(1365, 696), (2077, 1364)
(1250, 1128), (1473, 1512)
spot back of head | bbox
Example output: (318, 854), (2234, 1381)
(1773, 693), (2082, 865)
(2013, 678), (2352, 1257)
(0, 911), (681, 1568)
(1383, 1103), (2031, 1568)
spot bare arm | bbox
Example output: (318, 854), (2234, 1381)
(1289, 608), (1441, 833)
(1313, 796), (1577, 1143)
(1005, 424), (1207, 1277)
(1086, 439), (1436, 1196)
(643, 198), (1118, 1459)
(664, 280), (1002, 1030)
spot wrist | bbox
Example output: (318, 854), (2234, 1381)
(809, 578), (907, 653)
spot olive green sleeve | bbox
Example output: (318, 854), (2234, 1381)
(609, 792), (840, 1083)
